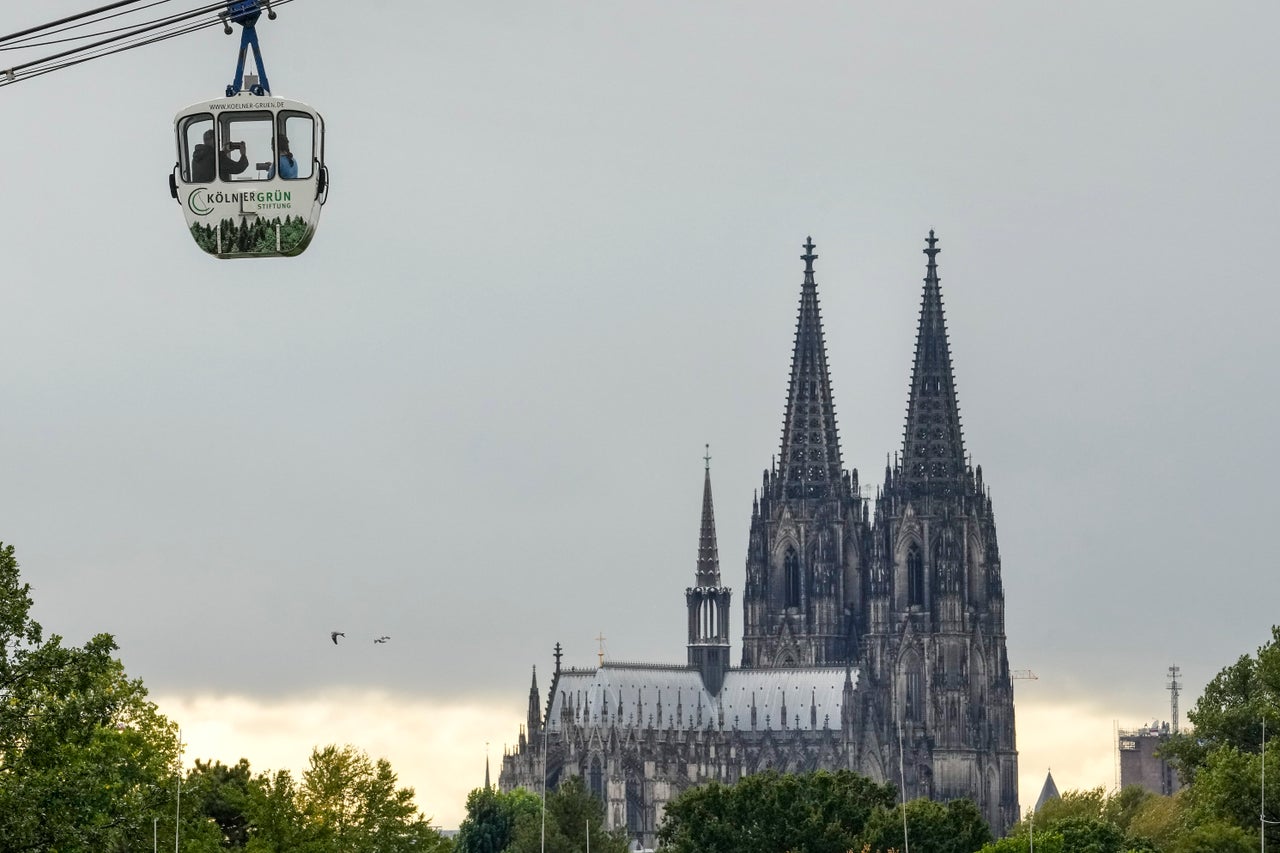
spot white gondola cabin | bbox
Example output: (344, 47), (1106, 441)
(168, 1), (328, 259)
(172, 93), (327, 258)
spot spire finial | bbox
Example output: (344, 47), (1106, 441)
(703, 443), (711, 472)
(924, 230), (940, 266)
(801, 236), (818, 275)
(553, 642), (563, 674)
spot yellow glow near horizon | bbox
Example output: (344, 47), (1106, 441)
(156, 691), (1141, 830)
(156, 692), (522, 830)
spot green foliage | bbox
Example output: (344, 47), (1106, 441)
(976, 832), (1065, 853)
(454, 785), (540, 853)
(1163, 626), (1280, 783)
(1102, 785), (1159, 835)
(294, 743), (451, 853)
(657, 768), (899, 853)
(864, 797), (993, 853)
(1167, 820), (1255, 853)
(243, 768), (306, 853)
(1054, 815), (1127, 853)
(1033, 785), (1108, 826)
(0, 541), (183, 852)
(184, 758), (255, 847)
(1124, 791), (1189, 852)
(506, 776), (628, 853)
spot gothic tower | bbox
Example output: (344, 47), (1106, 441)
(686, 447), (731, 694)
(741, 238), (868, 668)
(864, 231), (1018, 831)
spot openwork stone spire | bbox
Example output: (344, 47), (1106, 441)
(776, 237), (843, 500)
(695, 444), (720, 587)
(900, 230), (967, 493)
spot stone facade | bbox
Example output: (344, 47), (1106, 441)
(500, 234), (1019, 849)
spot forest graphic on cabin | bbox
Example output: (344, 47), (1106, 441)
(190, 216), (312, 256)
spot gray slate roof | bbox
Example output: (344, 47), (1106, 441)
(546, 663), (857, 733)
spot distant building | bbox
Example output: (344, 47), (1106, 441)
(500, 235), (1020, 848)
(1119, 721), (1181, 796)
(1034, 770), (1060, 811)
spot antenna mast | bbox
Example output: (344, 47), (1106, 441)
(1167, 665), (1182, 734)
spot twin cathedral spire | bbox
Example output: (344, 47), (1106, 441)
(692, 232), (1003, 674)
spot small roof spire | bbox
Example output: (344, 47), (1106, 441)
(695, 450), (721, 586)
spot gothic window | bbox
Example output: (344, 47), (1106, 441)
(905, 663), (924, 720)
(589, 756), (604, 800)
(907, 545), (924, 607)
(785, 547), (801, 608)
(626, 776), (644, 835)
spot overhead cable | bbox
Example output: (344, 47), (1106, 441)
(1, 0), (297, 88)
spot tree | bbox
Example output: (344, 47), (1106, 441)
(0, 541), (183, 852)
(454, 785), (541, 853)
(1167, 820), (1255, 853)
(976, 832), (1065, 853)
(183, 758), (255, 847)
(243, 768), (306, 853)
(864, 797), (993, 853)
(1054, 816), (1128, 853)
(1102, 785), (1159, 836)
(296, 743), (451, 853)
(506, 776), (628, 853)
(1033, 786), (1109, 826)
(1163, 626), (1280, 781)
(657, 769), (899, 853)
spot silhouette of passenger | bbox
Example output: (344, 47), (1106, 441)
(219, 137), (250, 179)
(265, 135), (298, 180)
(277, 134), (298, 179)
(190, 129), (215, 182)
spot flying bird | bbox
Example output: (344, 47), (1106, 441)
(374, 636), (391, 644)
(331, 632), (345, 645)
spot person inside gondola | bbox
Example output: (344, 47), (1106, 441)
(219, 137), (250, 179)
(277, 134), (298, 179)
(265, 135), (298, 180)
(190, 130), (216, 182)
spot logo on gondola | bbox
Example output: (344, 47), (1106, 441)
(187, 188), (213, 216)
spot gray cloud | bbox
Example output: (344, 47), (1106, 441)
(2, 1), (1275, 745)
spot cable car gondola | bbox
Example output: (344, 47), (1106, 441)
(169, 1), (328, 259)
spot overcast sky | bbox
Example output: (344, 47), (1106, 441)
(3, 0), (1279, 828)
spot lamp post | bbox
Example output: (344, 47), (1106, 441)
(541, 717), (548, 853)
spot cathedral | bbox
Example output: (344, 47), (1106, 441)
(499, 233), (1019, 848)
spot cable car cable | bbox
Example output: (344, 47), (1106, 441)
(1, 0), (298, 87)
(0, 0), (154, 45)
(1, 0), (185, 50)
(13, 18), (216, 84)
(2, 5), (226, 80)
